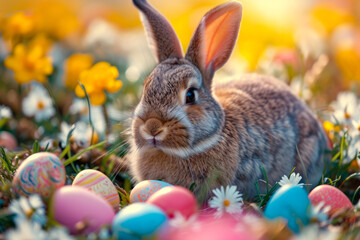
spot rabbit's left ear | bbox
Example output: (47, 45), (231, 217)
(186, 2), (242, 89)
(133, 0), (183, 63)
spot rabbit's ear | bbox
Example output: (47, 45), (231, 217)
(133, 0), (183, 63)
(186, 2), (242, 89)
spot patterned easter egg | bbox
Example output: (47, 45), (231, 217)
(52, 186), (115, 234)
(147, 186), (197, 219)
(309, 184), (353, 213)
(13, 152), (65, 198)
(112, 202), (167, 240)
(72, 169), (120, 210)
(130, 180), (172, 203)
(264, 185), (310, 233)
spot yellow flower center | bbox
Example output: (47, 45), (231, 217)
(223, 200), (230, 207)
(344, 111), (351, 119)
(37, 101), (45, 110)
(358, 125), (360, 131)
(23, 58), (36, 71)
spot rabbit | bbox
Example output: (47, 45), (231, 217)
(126, 0), (329, 200)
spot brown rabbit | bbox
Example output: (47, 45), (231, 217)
(127, 0), (328, 200)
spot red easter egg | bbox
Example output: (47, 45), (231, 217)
(147, 186), (197, 219)
(309, 185), (353, 213)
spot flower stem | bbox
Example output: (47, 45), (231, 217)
(102, 104), (111, 136)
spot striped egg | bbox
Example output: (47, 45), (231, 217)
(73, 169), (120, 210)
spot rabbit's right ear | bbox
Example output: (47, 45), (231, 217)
(186, 2), (242, 90)
(133, 0), (183, 63)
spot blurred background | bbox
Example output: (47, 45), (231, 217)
(0, 0), (359, 146)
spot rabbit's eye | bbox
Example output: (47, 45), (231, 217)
(186, 88), (197, 104)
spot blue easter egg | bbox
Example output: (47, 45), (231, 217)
(130, 180), (172, 203)
(112, 202), (168, 240)
(264, 185), (310, 233)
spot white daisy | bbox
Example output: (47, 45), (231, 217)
(291, 224), (339, 240)
(47, 226), (75, 240)
(355, 199), (360, 211)
(22, 83), (55, 122)
(308, 202), (331, 223)
(208, 185), (243, 218)
(6, 218), (47, 240)
(290, 76), (312, 101)
(278, 172), (305, 188)
(169, 212), (199, 230)
(330, 91), (359, 124)
(0, 105), (12, 119)
(69, 99), (105, 135)
(8, 194), (47, 226)
(59, 121), (96, 147)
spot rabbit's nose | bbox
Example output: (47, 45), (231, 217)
(144, 118), (163, 136)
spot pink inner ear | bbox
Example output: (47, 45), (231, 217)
(203, 3), (242, 71)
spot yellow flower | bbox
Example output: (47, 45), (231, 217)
(33, 0), (79, 39)
(335, 44), (360, 83)
(4, 44), (53, 84)
(1, 12), (35, 40)
(75, 62), (122, 106)
(310, 3), (355, 34)
(28, 34), (53, 52)
(63, 54), (94, 90)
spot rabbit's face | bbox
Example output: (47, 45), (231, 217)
(132, 58), (225, 158)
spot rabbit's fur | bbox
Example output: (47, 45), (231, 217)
(127, 0), (328, 199)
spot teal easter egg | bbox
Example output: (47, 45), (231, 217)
(264, 185), (310, 233)
(12, 152), (65, 198)
(112, 202), (167, 240)
(130, 180), (172, 203)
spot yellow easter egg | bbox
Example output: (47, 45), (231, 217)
(72, 169), (120, 210)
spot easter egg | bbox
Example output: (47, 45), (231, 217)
(130, 180), (172, 203)
(264, 185), (310, 233)
(160, 214), (256, 240)
(73, 169), (120, 210)
(309, 185), (353, 213)
(147, 186), (197, 219)
(12, 152), (65, 198)
(52, 186), (115, 234)
(0, 131), (17, 150)
(112, 202), (167, 240)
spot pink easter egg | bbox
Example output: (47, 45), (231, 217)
(73, 169), (120, 210)
(52, 186), (115, 234)
(309, 185), (353, 213)
(12, 152), (65, 198)
(160, 214), (257, 240)
(147, 186), (197, 219)
(0, 131), (17, 150)
(130, 180), (172, 203)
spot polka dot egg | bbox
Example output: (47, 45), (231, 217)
(309, 184), (353, 213)
(73, 169), (120, 210)
(13, 152), (65, 198)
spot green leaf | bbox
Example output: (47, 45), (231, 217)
(32, 140), (40, 153)
(65, 124), (76, 146)
(63, 141), (106, 166)
(189, 182), (197, 192)
(352, 186), (360, 204)
(78, 82), (95, 144)
(0, 147), (13, 173)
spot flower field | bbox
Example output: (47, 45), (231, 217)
(0, 0), (360, 239)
